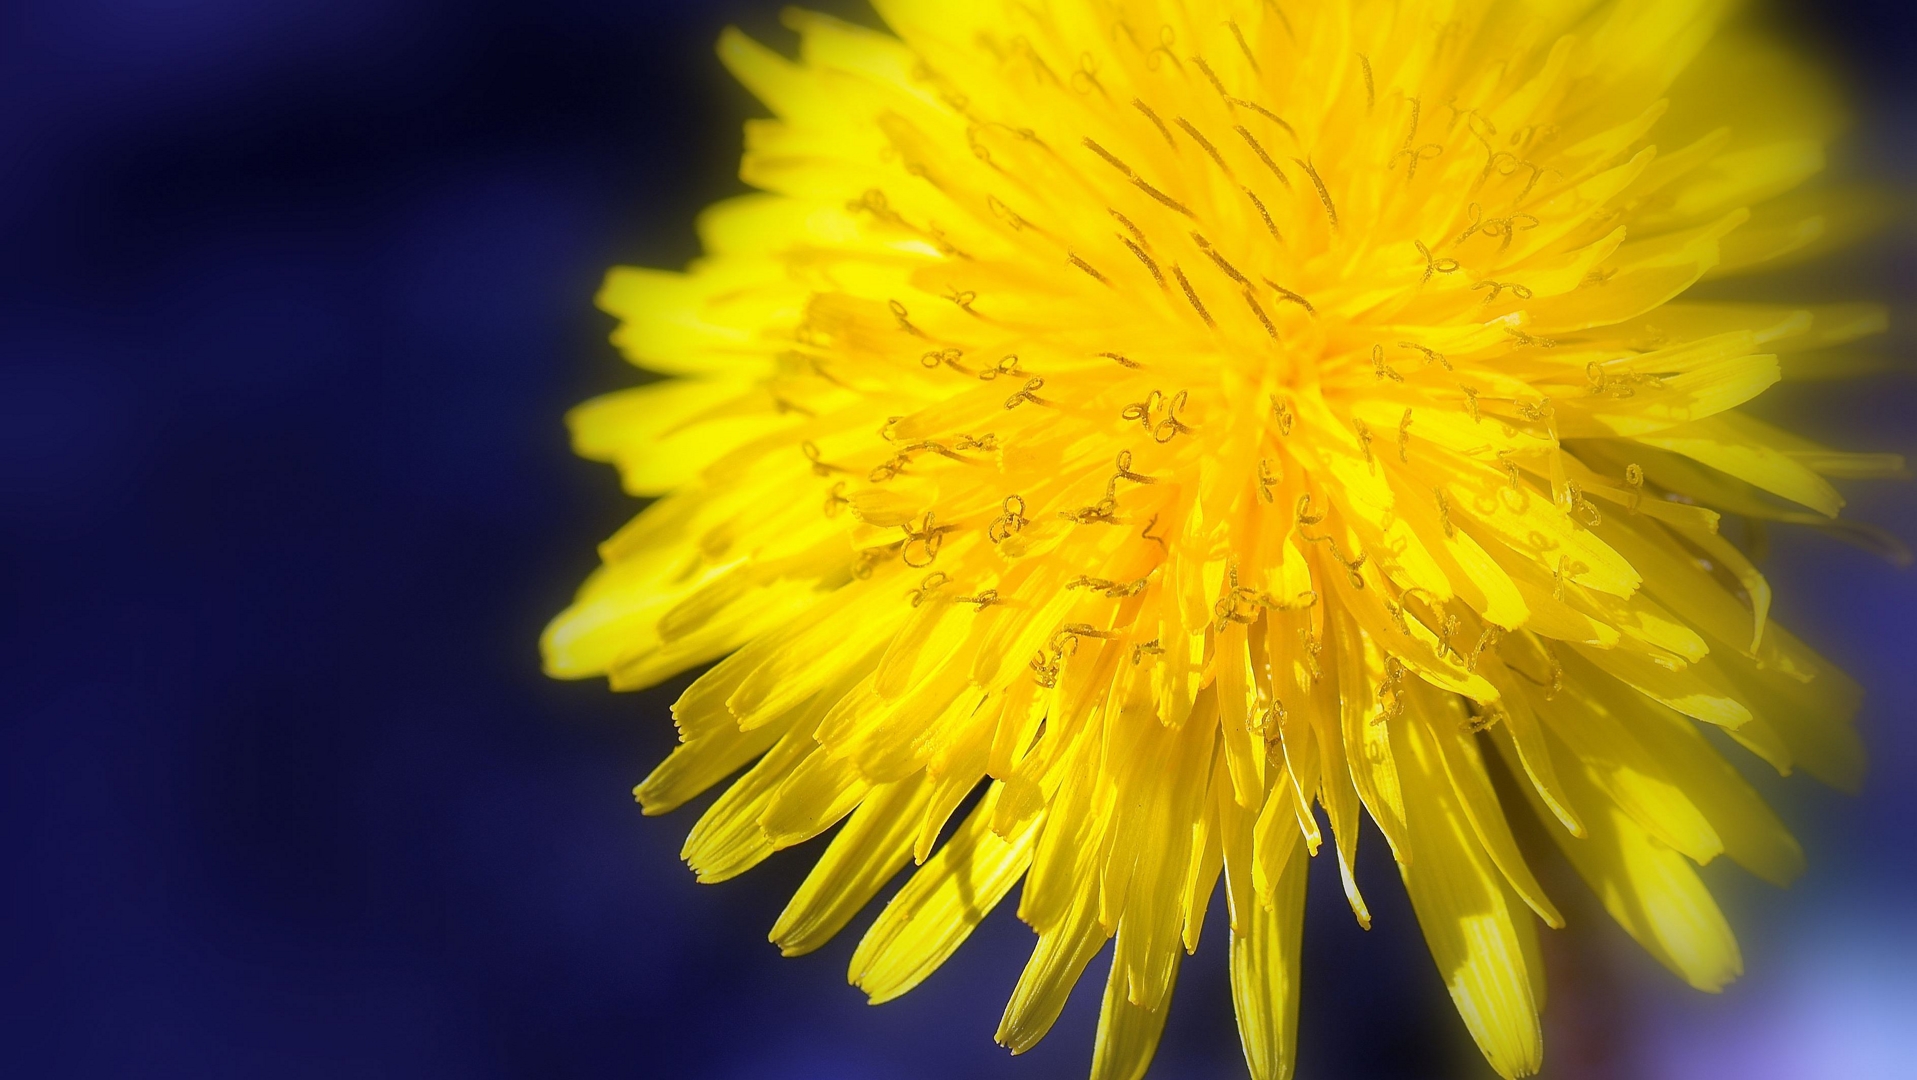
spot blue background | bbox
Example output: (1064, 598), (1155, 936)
(2, 2), (1911, 1077)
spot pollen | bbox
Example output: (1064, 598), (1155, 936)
(544, 3), (1902, 1079)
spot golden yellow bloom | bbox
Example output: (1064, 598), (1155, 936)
(545, 2), (1900, 1076)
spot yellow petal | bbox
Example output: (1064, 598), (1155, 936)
(634, 705), (798, 816)
(1090, 939), (1181, 1080)
(771, 772), (933, 955)
(1418, 699), (1563, 927)
(852, 784), (1038, 1003)
(1532, 660), (1724, 864)
(759, 748), (871, 849)
(681, 727), (814, 883)
(1396, 713), (1543, 1078)
(1518, 729), (1744, 992)
(998, 886), (1110, 1054)
(1229, 825), (1308, 1080)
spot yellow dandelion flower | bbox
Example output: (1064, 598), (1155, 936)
(545, 2), (1902, 1077)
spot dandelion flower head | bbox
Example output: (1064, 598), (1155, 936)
(545, 1), (1901, 1076)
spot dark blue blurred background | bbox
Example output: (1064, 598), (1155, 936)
(2, 2), (1911, 1078)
